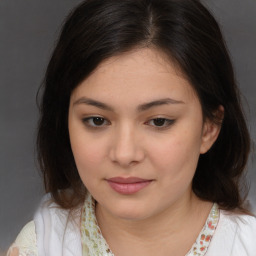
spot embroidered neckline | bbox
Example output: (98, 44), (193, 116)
(185, 203), (219, 255)
(81, 194), (114, 256)
(81, 194), (219, 256)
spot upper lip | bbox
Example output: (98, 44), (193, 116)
(106, 177), (152, 184)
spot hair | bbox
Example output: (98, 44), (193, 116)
(37, 0), (251, 211)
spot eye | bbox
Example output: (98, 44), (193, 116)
(146, 118), (175, 128)
(82, 116), (110, 128)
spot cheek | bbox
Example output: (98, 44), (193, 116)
(70, 136), (106, 192)
(73, 144), (101, 168)
(148, 128), (202, 179)
(69, 125), (107, 179)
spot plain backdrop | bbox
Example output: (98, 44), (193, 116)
(0, 0), (255, 251)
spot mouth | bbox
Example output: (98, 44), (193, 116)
(106, 177), (153, 195)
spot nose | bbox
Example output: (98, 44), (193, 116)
(109, 124), (145, 167)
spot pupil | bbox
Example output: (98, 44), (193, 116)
(93, 117), (104, 125)
(154, 118), (165, 126)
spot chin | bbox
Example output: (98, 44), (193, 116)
(94, 190), (154, 221)
(114, 210), (149, 221)
(108, 201), (152, 221)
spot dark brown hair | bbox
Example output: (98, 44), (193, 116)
(37, 0), (251, 210)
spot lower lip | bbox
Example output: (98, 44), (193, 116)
(107, 180), (152, 195)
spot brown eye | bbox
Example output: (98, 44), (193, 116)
(92, 117), (105, 126)
(82, 116), (110, 128)
(153, 118), (166, 126)
(146, 118), (175, 129)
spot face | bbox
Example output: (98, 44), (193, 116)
(68, 48), (219, 221)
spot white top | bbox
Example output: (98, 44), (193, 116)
(7, 194), (256, 256)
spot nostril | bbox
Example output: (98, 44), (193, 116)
(109, 144), (145, 167)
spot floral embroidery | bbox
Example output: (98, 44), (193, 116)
(81, 194), (114, 256)
(81, 194), (219, 256)
(186, 203), (219, 256)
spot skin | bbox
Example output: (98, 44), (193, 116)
(8, 248), (18, 256)
(68, 48), (222, 255)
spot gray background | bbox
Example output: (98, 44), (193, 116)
(0, 0), (255, 251)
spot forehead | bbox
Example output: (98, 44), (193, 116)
(71, 48), (198, 104)
(97, 48), (177, 73)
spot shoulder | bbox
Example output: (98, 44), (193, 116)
(224, 211), (256, 249)
(34, 193), (80, 236)
(7, 221), (37, 256)
(15, 221), (36, 245)
(207, 210), (256, 255)
(8, 194), (83, 256)
(34, 193), (82, 255)
(219, 210), (256, 235)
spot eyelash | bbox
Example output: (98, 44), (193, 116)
(82, 116), (110, 128)
(145, 118), (175, 130)
(82, 116), (175, 130)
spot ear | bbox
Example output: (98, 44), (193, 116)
(200, 106), (224, 154)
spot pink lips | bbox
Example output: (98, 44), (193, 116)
(106, 177), (152, 195)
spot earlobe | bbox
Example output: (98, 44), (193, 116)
(200, 106), (224, 154)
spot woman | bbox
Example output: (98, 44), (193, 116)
(8, 0), (256, 255)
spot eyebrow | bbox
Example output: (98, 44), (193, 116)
(138, 98), (184, 111)
(73, 97), (184, 112)
(73, 97), (114, 111)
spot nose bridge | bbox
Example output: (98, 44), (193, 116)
(110, 122), (144, 166)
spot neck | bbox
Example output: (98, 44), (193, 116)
(95, 193), (212, 256)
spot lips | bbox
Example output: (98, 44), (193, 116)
(106, 177), (153, 194)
